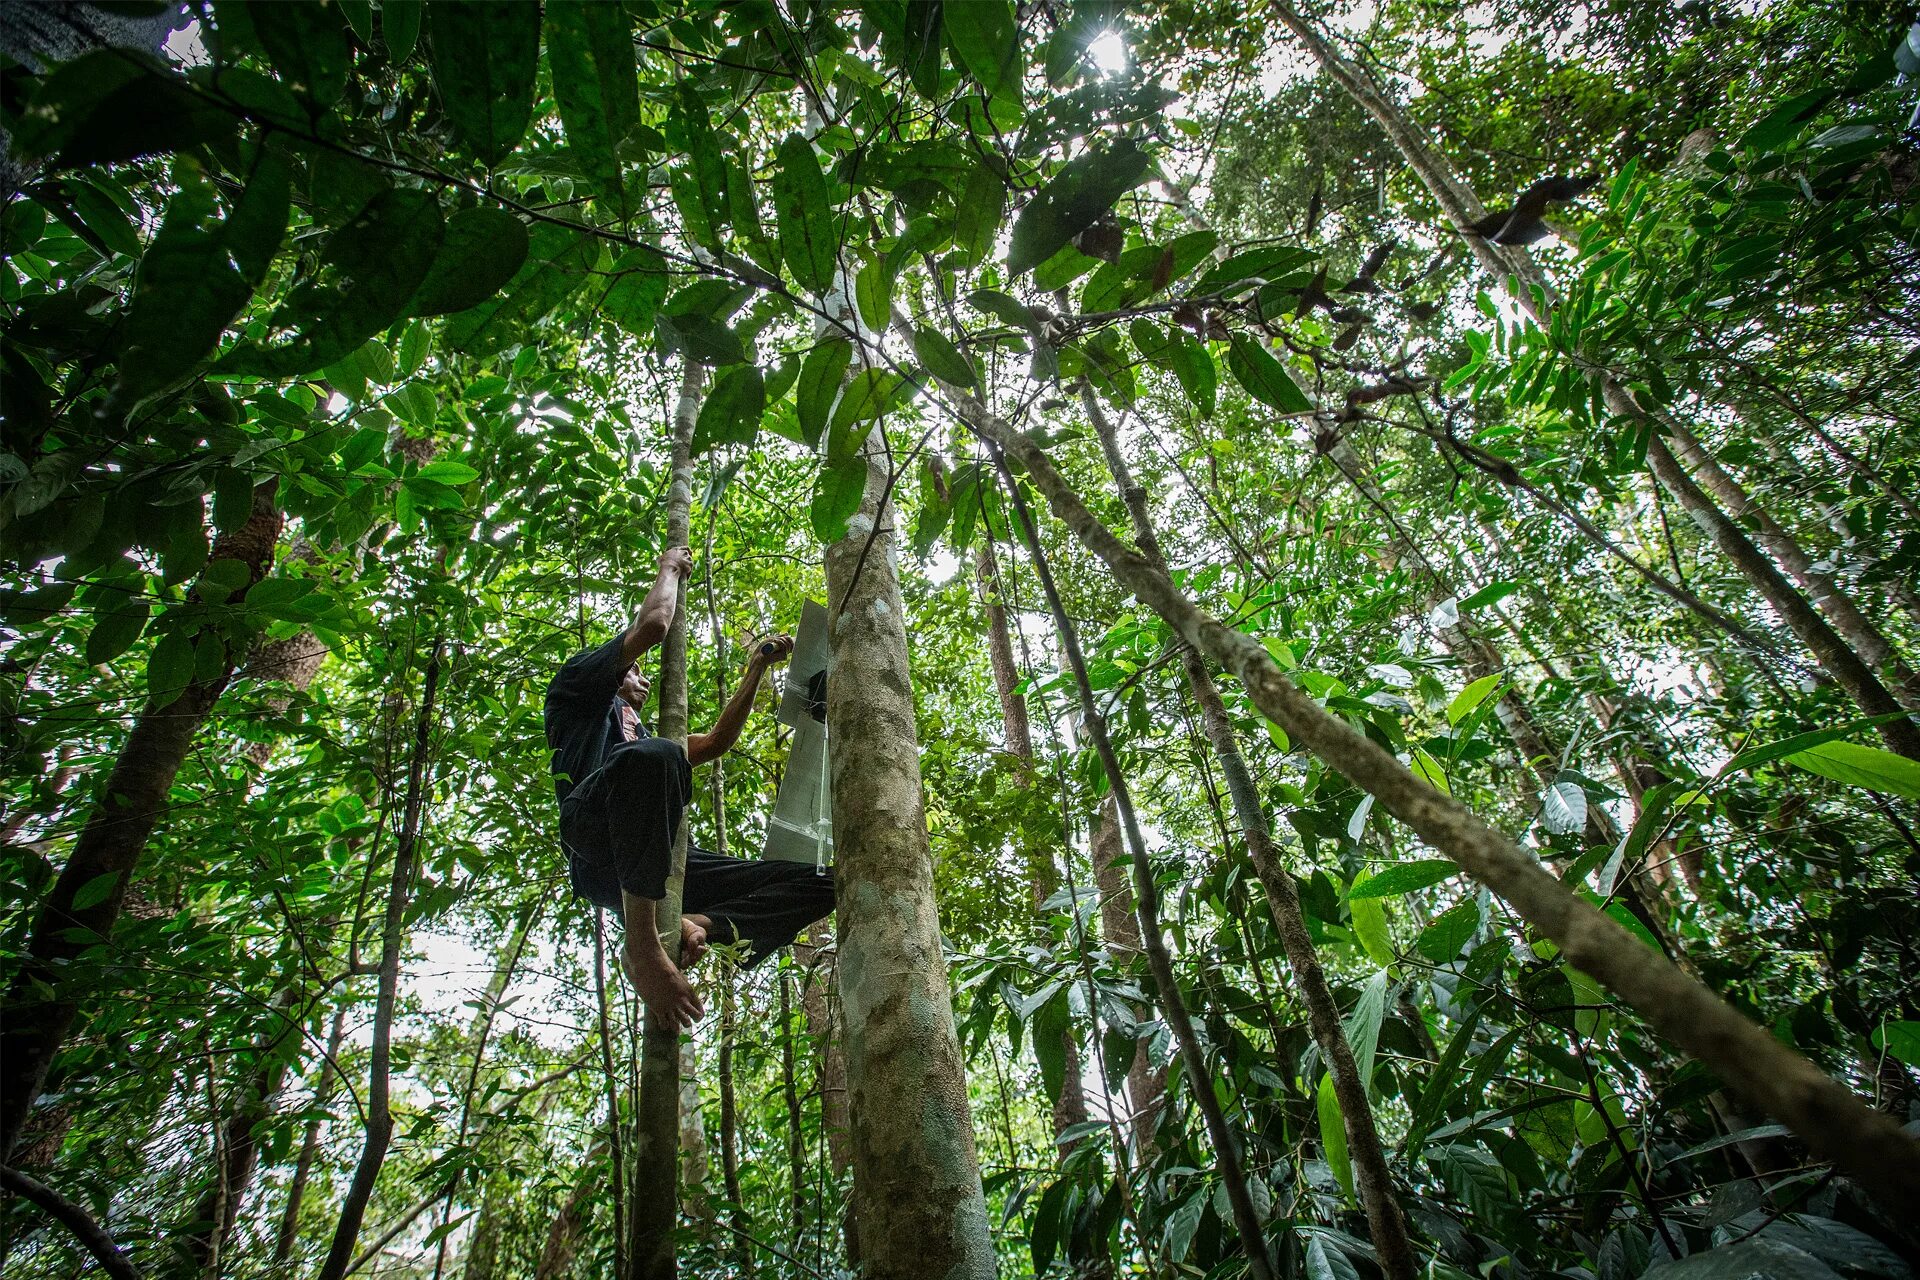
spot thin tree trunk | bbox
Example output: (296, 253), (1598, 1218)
(823, 423), (994, 1278)
(0, 1163), (144, 1280)
(993, 448), (1277, 1280)
(1089, 797), (1165, 1152)
(0, 484), (282, 1159)
(592, 912), (627, 1280)
(535, 1146), (606, 1280)
(1088, 395), (1416, 1280)
(316, 638), (443, 1280)
(717, 985), (750, 1276)
(679, 1040), (710, 1222)
(273, 1003), (347, 1263)
(965, 394), (1920, 1210)
(780, 967), (805, 1242)
(1267, 0), (1920, 761)
(975, 532), (1093, 1136)
(630, 359), (703, 1280)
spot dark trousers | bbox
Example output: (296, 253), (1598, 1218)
(561, 738), (835, 966)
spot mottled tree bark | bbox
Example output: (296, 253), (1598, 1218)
(824, 427), (994, 1278)
(630, 360), (702, 1280)
(966, 397), (1920, 1210)
(0, 485), (281, 1159)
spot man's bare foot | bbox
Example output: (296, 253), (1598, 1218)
(680, 914), (711, 969)
(621, 934), (704, 1033)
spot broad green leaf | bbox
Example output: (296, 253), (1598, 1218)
(147, 630), (196, 707)
(774, 134), (839, 296)
(855, 260), (892, 334)
(1417, 899), (1481, 963)
(1447, 673), (1503, 726)
(1785, 740), (1920, 800)
(902, 0), (945, 99)
(1306, 1236), (1362, 1280)
(1872, 1020), (1920, 1067)
(1227, 335), (1313, 415)
(945, 0), (1020, 101)
(1194, 244), (1317, 297)
(429, 0), (542, 166)
(811, 456), (867, 542)
(828, 369), (908, 461)
(955, 163), (1006, 264)
(1006, 139), (1152, 276)
(250, 0), (350, 106)
(11, 50), (236, 170)
(446, 221), (596, 356)
(1459, 580), (1520, 610)
(1316, 1074), (1353, 1197)
(1541, 774), (1589, 836)
(1648, 1239), (1842, 1280)
(1410, 747), (1452, 796)
(115, 154), (290, 406)
(599, 245), (670, 338)
(408, 206), (530, 316)
(416, 460), (478, 485)
(69, 871), (122, 913)
(1718, 715), (1912, 778)
(86, 592), (151, 665)
(1345, 968), (1388, 1087)
(382, 0), (422, 60)
(222, 189), (443, 377)
(1739, 88), (1839, 154)
(1032, 990), (1068, 1104)
(1350, 859), (1457, 900)
(693, 365), (766, 456)
(545, 0), (639, 209)
(797, 339), (852, 448)
(1348, 895), (1394, 967)
(666, 83), (730, 248)
(912, 326), (977, 389)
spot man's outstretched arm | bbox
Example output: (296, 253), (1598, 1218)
(687, 634), (793, 766)
(621, 546), (693, 666)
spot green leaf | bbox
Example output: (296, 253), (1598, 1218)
(1417, 899), (1481, 963)
(11, 50), (237, 170)
(912, 326), (977, 389)
(221, 189), (443, 377)
(811, 456), (867, 542)
(1872, 1020), (1920, 1067)
(1447, 673), (1503, 726)
(1306, 1236), (1362, 1280)
(545, 0), (640, 208)
(1348, 895), (1394, 967)
(445, 221), (596, 356)
(1194, 243), (1316, 297)
(1032, 990), (1068, 1104)
(1350, 859), (1457, 900)
(599, 246), (670, 338)
(828, 369), (909, 462)
(249, 0), (350, 106)
(147, 629), (196, 707)
(408, 206), (530, 317)
(902, 0), (945, 99)
(1648, 1239), (1842, 1280)
(429, 0), (543, 166)
(1006, 139), (1152, 276)
(945, 0), (1020, 101)
(86, 592), (151, 665)
(1317, 1074), (1353, 1197)
(382, 0), (422, 60)
(115, 154), (291, 406)
(666, 83), (730, 249)
(855, 259), (892, 334)
(773, 134), (839, 296)
(1785, 741), (1920, 800)
(1458, 580), (1519, 610)
(1410, 746), (1452, 796)
(1227, 335), (1313, 415)
(416, 460), (478, 485)
(955, 163), (1006, 264)
(70, 871), (122, 913)
(797, 339), (852, 448)
(693, 365), (766, 456)
(1739, 88), (1839, 154)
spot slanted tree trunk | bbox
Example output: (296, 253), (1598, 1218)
(316, 637), (444, 1280)
(716, 986), (751, 1276)
(536, 1146), (606, 1280)
(993, 448), (1277, 1280)
(0, 484), (282, 1159)
(1266, 0), (1920, 762)
(965, 397), (1920, 1210)
(630, 359), (703, 1280)
(272, 1003), (347, 1264)
(823, 421), (994, 1278)
(974, 532), (1092, 1137)
(1085, 394), (1418, 1279)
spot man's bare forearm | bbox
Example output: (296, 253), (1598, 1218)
(622, 547), (691, 665)
(686, 662), (767, 765)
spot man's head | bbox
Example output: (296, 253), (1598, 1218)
(619, 664), (651, 711)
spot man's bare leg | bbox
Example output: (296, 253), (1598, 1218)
(619, 890), (705, 1032)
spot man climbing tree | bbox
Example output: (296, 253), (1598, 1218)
(545, 545), (832, 1030)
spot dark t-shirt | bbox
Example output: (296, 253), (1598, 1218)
(544, 636), (650, 805)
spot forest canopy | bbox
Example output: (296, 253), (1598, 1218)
(3, 1), (1919, 1278)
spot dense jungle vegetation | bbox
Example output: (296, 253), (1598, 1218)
(3, 1), (1920, 1277)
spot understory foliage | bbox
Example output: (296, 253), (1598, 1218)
(3, 1), (1919, 1278)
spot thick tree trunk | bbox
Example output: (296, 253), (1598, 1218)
(1085, 395), (1414, 1280)
(630, 360), (703, 1280)
(974, 533), (1093, 1136)
(995, 452), (1276, 1280)
(1267, 0), (1920, 760)
(316, 638), (444, 1280)
(823, 426), (994, 1278)
(965, 397), (1920, 1210)
(0, 484), (281, 1159)
(1089, 798), (1165, 1152)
